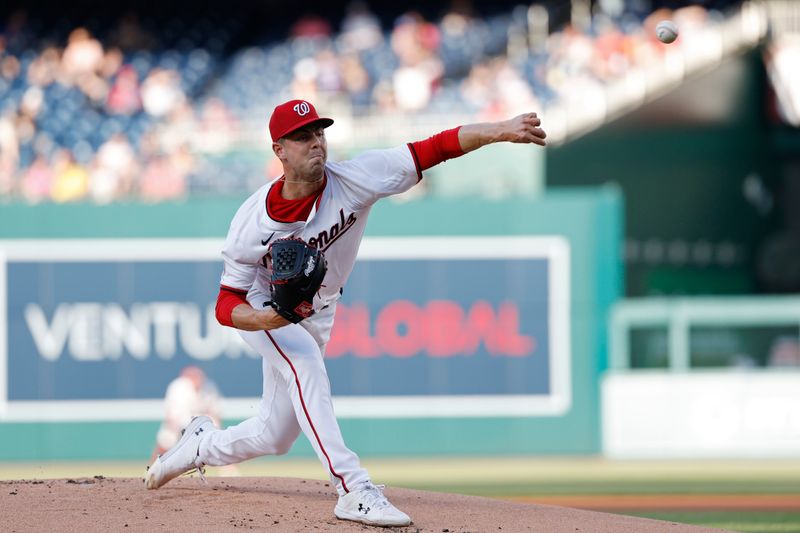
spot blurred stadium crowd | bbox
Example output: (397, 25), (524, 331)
(0, 0), (745, 203)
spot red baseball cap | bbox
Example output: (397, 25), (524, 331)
(269, 100), (334, 142)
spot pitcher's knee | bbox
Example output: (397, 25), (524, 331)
(273, 441), (293, 455)
(262, 428), (299, 455)
(285, 357), (327, 381)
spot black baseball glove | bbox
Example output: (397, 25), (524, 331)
(267, 237), (327, 323)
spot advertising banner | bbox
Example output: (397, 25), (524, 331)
(0, 237), (570, 421)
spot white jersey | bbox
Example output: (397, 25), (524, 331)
(220, 144), (419, 344)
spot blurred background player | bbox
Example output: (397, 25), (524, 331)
(151, 366), (224, 460)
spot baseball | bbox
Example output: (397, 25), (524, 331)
(656, 20), (679, 43)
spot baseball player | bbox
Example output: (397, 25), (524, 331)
(145, 99), (546, 527)
(151, 366), (223, 459)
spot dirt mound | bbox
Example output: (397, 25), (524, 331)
(1, 476), (729, 532)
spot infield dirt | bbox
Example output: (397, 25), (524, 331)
(0, 476), (732, 532)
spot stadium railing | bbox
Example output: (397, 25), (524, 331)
(609, 295), (800, 370)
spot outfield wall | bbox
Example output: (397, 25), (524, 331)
(0, 188), (622, 460)
(602, 296), (800, 458)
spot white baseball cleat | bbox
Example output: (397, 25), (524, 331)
(334, 481), (412, 527)
(144, 415), (215, 490)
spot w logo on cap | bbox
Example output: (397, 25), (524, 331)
(269, 99), (334, 142)
(293, 102), (311, 116)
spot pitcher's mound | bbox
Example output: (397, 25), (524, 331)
(1, 476), (728, 532)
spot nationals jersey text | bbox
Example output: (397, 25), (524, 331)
(309, 208), (358, 251)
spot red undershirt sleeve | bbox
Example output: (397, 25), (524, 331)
(215, 285), (249, 327)
(407, 126), (465, 172)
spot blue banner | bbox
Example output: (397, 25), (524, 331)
(3, 240), (566, 416)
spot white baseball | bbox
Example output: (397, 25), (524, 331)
(655, 20), (679, 44)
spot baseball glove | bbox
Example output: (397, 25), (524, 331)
(267, 237), (327, 323)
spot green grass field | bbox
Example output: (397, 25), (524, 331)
(2, 457), (798, 532)
(629, 513), (800, 533)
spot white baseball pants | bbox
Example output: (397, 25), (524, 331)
(197, 320), (370, 496)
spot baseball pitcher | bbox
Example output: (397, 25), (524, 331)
(145, 99), (547, 527)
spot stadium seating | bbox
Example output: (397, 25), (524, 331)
(0, 1), (746, 202)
